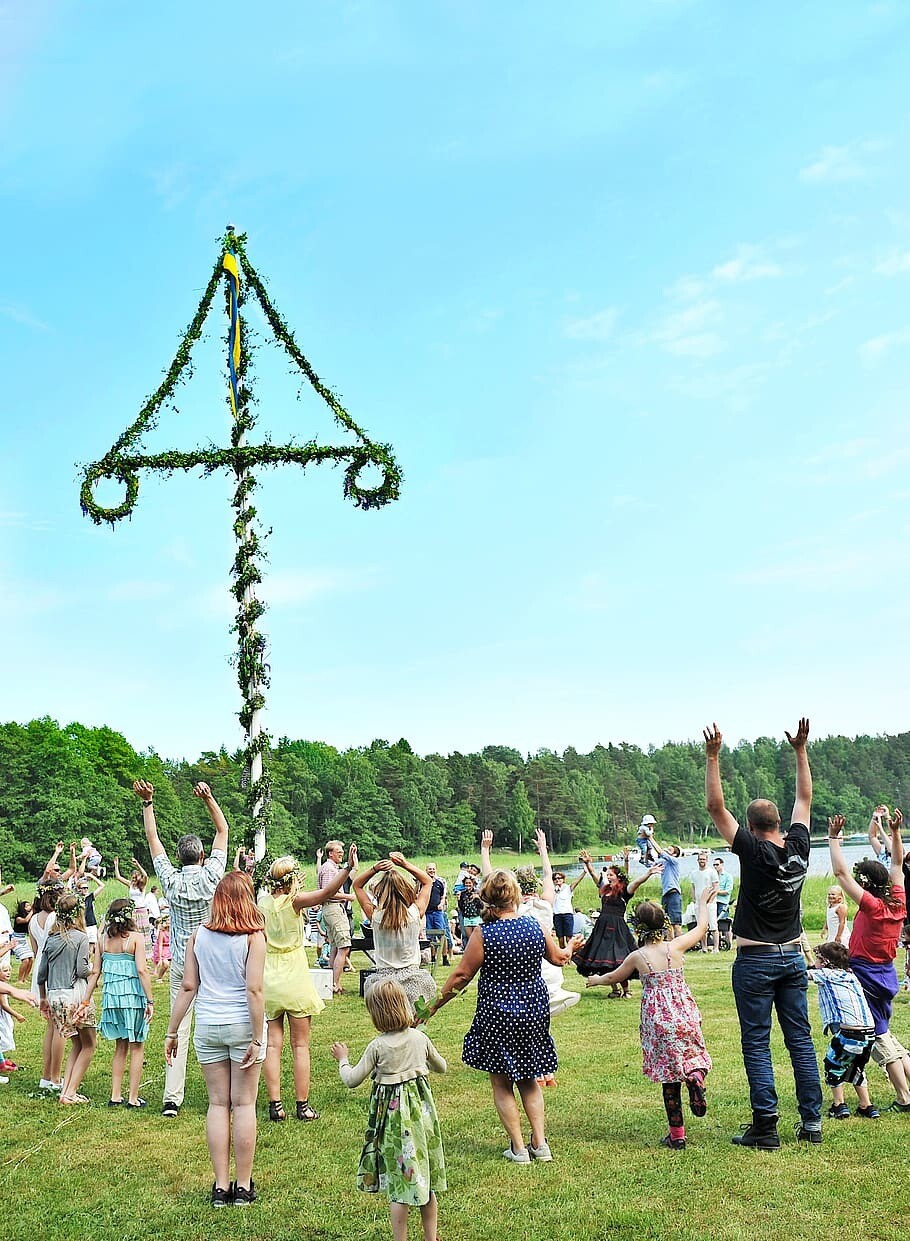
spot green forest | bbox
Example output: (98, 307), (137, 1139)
(1, 717), (909, 880)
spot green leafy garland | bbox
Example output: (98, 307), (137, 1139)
(79, 229), (402, 841)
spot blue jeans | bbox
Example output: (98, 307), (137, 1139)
(732, 949), (823, 1125)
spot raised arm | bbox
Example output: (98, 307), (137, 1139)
(293, 844), (358, 912)
(131, 857), (148, 882)
(673, 883), (718, 955)
(889, 808), (905, 888)
(827, 815), (866, 905)
(785, 717), (812, 826)
(193, 782), (229, 856)
(480, 830), (493, 879)
(869, 805), (888, 851)
(389, 853), (433, 916)
(578, 849), (600, 886)
(59, 842), (78, 883)
(352, 858), (391, 921)
(627, 863), (663, 897)
(534, 829), (555, 906)
(111, 857), (130, 888)
(703, 724), (738, 845)
(133, 780), (166, 861)
(40, 841), (64, 881)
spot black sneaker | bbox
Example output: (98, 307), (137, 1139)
(211, 1184), (232, 1208)
(731, 1116), (780, 1149)
(827, 1103), (850, 1119)
(794, 1123), (823, 1144)
(232, 1181), (256, 1207)
(126, 1098), (148, 1109)
(659, 1134), (686, 1150)
(161, 1101), (179, 1118)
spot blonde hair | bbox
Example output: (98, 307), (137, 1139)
(365, 978), (412, 1033)
(479, 869), (521, 921)
(54, 893), (86, 936)
(266, 856), (301, 893)
(372, 869), (419, 933)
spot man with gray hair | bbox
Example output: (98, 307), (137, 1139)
(317, 839), (357, 994)
(133, 777), (228, 1117)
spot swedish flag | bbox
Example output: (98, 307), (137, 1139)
(223, 248), (241, 417)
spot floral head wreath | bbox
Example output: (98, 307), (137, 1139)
(106, 899), (136, 929)
(36, 879), (63, 896)
(608, 865), (629, 889)
(513, 865), (539, 897)
(56, 893), (86, 924)
(263, 862), (302, 893)
(631, 904), (670, 944)
(853, 862), (892, 902)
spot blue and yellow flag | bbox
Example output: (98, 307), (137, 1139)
(223, 248), (241, 417)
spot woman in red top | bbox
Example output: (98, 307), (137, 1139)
(829, 810), (910, 1111)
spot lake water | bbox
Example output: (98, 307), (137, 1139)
(560, 841), (879, 883)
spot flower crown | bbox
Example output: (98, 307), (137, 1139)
(263, 862), (302, 893)
(56, 893), (86, 924)
(106, 900), (136, 928)
(631, 905), (670, 944)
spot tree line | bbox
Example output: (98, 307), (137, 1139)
(1, 716), (908, 880)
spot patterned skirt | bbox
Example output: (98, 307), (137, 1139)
(364, 966), (437, 1017)
(357, 1077), (446, 1206)
(48, 981), (96, 1038)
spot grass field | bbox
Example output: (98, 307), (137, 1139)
(1, 870), (898, 1241)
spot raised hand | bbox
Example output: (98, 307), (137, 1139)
(828, 814), (846, 838)
(133, 780), (154, 801)
(533, 828), (547, 855)
(388, 851), (406, 866)
(892, 808), (903, 833)
(376, 859), (395, 872)
(784, 718), (810, 749)
(192, 782), (213, 801)
(579, 849), (592, 864)
(481, 830), (493, 850)
(703, 723), (723, 757)
(699, 882), (718, 906)
(347, 843), (358, 870)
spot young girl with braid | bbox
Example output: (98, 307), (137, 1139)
(587, 882), (715, 1149)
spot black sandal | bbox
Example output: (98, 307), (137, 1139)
(296, 1101), (320, 1121)
(268, 1100), (286, 1122)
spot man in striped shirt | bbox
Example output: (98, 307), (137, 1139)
(809, 940), (879, 1120)
(133, 778), (228, 1117)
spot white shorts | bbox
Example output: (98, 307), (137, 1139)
(194, 1020), (267, 1065)
(11, 934), (33, 962)
(86, 926), (99, 946)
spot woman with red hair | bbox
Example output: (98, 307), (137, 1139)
(166, 871), (266, 1208)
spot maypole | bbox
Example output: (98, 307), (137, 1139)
(80, 228), (402, 859)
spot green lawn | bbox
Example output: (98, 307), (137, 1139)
(2, 891), (908, 1241)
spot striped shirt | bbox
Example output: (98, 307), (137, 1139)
(152, 851), (227, 969)
(810, 966), (874, 1032)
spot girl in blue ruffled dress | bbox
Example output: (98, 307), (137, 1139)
(79, 898), (154, 1108)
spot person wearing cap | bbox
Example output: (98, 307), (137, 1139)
(636, 815), (660, 866)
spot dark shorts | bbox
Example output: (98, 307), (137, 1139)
(824, 1028), (874, 1087)
(553, 913), (575, 939)
(662, 889), (682, 925)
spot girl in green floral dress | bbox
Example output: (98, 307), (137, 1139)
(333, 979), (446, 1241)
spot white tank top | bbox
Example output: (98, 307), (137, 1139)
(193, 926), (252, 1024)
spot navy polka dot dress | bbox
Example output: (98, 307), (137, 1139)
(462, 916), (557, 1082)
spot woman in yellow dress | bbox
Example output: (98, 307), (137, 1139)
(258, 844), (357, 1121)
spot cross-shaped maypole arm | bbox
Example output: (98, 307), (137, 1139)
(79, 229), (402, 857)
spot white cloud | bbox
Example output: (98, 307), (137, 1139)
(652, 299), (724, 358)
(799, 140), (886, 185)
(859, 327), (910, 364)
(563, 308), (618, 342)
(0, 303), (50, 332)
(711, 245), (783, 283)
(875, 251), (910, 276)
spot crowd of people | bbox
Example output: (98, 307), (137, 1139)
(3, 719), (910, 1237)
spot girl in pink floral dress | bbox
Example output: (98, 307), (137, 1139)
(587, 883), (715, 1149)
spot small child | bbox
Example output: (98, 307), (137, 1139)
(587, 884), (715, 1149)
(456, 876), (483, 945)
(809, 941), (879, 1119)
(0, 974), (38, 1083)
(78, 899), (154, 1107)
(152, 915), (172, 981)
(332, 979), (446, 1241)
(36, 893), (96, 1105)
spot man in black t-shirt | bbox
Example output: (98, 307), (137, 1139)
(704, 718), (823, 1149)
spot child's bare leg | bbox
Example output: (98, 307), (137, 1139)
(64, 1029), (96, 1098)
(420, 1193), (438, 1241)
(127, 1042), (144, 1104)
(389, 1202), (409, 1241)
(855, 1080), (872, 1109)
(111, 1038), (128, 1100)
(884, 1057), (910, 1104)
(831, 1084), (845, 1106)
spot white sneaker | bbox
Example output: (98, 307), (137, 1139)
(502, 1144), (531, 1164)
(0, 1075), (9, 1085)
(39, 1079), (62, 1091)
(529, 1140), (553, 1162)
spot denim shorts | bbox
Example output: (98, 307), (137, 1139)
(553, 913), (576, 939)
(662, 890), (682, 925)
(194, 1021), (267, 1065)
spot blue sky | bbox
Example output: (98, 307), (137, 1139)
(3, 0), (910, 762)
